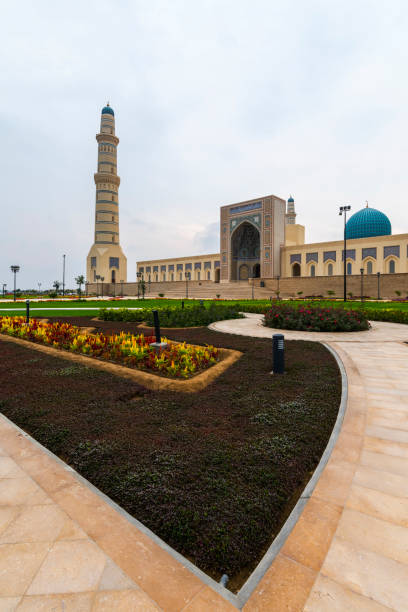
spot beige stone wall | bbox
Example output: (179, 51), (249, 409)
(136, 253), (220, 283)
(285, 224), (305, 246)
(282, 233), (408, 277)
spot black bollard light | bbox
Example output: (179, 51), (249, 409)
(272, 334), (285, 374)
(181, 300), (184, 309)
(153, 309), (161, 343)
(26, 299), (30, 324)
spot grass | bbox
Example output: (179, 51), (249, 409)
(0, 317), (341, 591)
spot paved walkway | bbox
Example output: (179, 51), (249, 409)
(0, 318), (407, 610)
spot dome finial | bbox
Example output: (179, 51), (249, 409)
(365, 200), (369, 208)
(107, 101), (110, 106)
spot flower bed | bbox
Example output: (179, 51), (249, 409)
(264, 303), (370, 332)
(0, 316), (219, 378)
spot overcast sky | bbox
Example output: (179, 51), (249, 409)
(1, 0), (407, 289)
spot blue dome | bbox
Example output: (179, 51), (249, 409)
(288, 196), (294, 202)
(345, 207), (391, 240)
(102, 105), (114, 116)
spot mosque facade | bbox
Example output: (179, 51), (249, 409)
(86, 105), (408, 295)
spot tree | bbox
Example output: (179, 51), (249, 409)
(75, 275), (85, 296)
(53, 281), (61, 294)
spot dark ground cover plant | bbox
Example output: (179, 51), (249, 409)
(0, 316), (341, 591)
(264, 302), (370, 332)
(99, 302), (245, 327)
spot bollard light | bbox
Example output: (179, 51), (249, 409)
(272, 333), (285, 374)
(150, 309), (168, 352)
(181, 300), (184, 309)
(26, 299), (30, 324)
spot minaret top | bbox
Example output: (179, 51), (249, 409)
(102, 102), (114, 116)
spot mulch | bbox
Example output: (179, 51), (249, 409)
(0, 316), (341, 591)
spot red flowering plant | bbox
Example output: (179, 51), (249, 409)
(264, 303), (370, 332)
(0, 317), (219, 379)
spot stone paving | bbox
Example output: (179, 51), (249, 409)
(0, 317), (407, 610)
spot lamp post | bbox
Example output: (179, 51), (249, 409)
(277, 274), (280, 299)
(120, 279), (124, 297)
(62, 254), (66, 297)
(251, 274), (254, 300)
(339, 206), (351, 302)
(377, 271), (381, 300)
(10, 266), (20, 302)
(38, 282), (41, 295)
(95, 275), (100, 297)
(185, 271), (191, 299)
(360, 268), (364, 303)
(2, 284), (7, 297)
(137, 272), (141, 299)
(85, 281), (89, 297)
(100, 276), (104, 298)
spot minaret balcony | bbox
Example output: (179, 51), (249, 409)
(94, 173), (120, 186)
(96, 133), (119, 146)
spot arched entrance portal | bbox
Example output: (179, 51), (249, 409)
(215, 268), (220, 283)
(230, 221), (260, 281)
(292, 263), (301, 277)
(253, 263), (260, 278)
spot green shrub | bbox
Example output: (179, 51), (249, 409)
(264, 303), (369, 332)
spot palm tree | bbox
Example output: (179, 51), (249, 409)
(53, 280), (61, 294)
(75, 275), (85, 297)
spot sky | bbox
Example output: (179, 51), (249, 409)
(1, 0), (408, 289)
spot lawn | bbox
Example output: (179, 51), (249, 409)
(0, 317), (341, 590)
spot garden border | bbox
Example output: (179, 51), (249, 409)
(0, 333), (242, 393)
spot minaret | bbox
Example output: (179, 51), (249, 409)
(285, 195), (296, 224)
(86, 103), (127, 287)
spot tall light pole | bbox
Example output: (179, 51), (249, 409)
(100, 276), (104, 298)
(10, 266), (20, 302)
(2, 283), (7, 297)
(38, 282), (42, 295)
(62, 254), (66, 297)
(137, 271), (141, 299)
(360, 268), (364, 303)
(377, 271), (381, 300)
(185, 271), (190, 299)
(339, 206), (351, 302)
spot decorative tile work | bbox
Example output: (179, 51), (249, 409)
(342, 249), (356, 261)
(176, 264), (183, 271)
(145, 267), (151, 273)
(215, 261), (220, 268)
(323, 251), (336, 262)
(230, 201), (262, 215)
(109, 257), (119, 269)
(194, 262), (201, 270)
(168, 265), (174, 272)
(384, 245), (400, 259)
(138, 267), (144, 273)
(204, 261), (211, 269)
(160, 265), (166, 272)
(184, 263), (192, 271)
(362, 247), (377, 260)
(306, 252), (318, 264)
(230, 214), (261, 233)
(91, 257), (97, 269)
(290, 254), (301, 264)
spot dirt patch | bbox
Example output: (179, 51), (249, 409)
(0, 316), (341, 591)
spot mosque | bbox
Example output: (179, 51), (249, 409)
(87, 105), (408, 297)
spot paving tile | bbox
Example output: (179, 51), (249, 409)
(98, 558), (136, 590)
(329, 431), (363, 464)
(0, 507), (21, 538)
(23, 489), (54, 506)
(92, 589), (160, 611)
(95, 527), (204, 612)
(321, 537), (408, 611)
(27, 540), (107, 595)
(360, 449), (408, 478)
(368, 408), (408, 431)
(0, 477), (39, 506)
(312, 458), (356, 506)
(281, 497), (342, 572)
(0, 457), (25, 479)
(354, 464), (408, 498)
(336, 508), (408, 565)
(0, 598), (22, 611)
(182, 586), (236, 611)
(366, 425), (408, 444)
(17, 452), (76, 494)
(56, 519), (88, 542)
(0, 504), (67, 544)
(305, 574), (392, 611)
(243, 553), (316, 611)
(0, 542), (49, 596)
(346, 483), (408, 527)
(341, 409), (366, 436)
(16, 593), (94, 611)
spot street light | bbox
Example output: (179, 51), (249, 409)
(251, 274), (254, 300)
(62, 254), (66, 297)
(339, 205), (351, 302)
(100, 276), (104, 298)
(185, 271), (191, 299)
(360, 268), (364, 303)
(277, 274), (280, 299)
(2, 283), (7, 297)
(377, 271), (381, 300)
(10, 266), (20, 302)
(38, 282), (42, 295)
(95, 274), (100, 297)
(137, 271), (142, 299)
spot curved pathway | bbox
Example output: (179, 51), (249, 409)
(210, 315), (408, 611)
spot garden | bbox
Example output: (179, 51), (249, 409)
(0, 315), (341, 591)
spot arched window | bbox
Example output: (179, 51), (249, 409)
(389, 260), (395, 273)
(310, 265), (315, 277)
(292, 263), (301, 277)
(367, 261), (373, 274)
(328, 263), (333, 276)
(347, 262), (352, 275)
